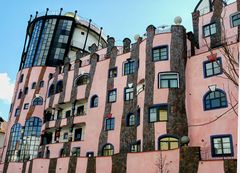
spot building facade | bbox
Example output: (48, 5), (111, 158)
(0, 0), (238, 172)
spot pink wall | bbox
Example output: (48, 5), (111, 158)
(198, 160), (224, 173)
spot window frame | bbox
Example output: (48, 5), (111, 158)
(124, 87), (134, 101)
(149, 104), (168, 123)
(158, 72), (179, 89)
(230, 12), (240, 27)
(32, 97), (43, 106)
(75, 73), (90, 86)
(158, 134), (179, 151)
(108, 89), (117, 103)
(90, 95), (99, 108)
(108, 67), (118, 78)
(23, 103), (29, 110)
(203, 89), (228, 111)
(203, 23), (217, 37)
(105, 118), (115, 131)
(130, 141), (141, 153)
(203, 58), (223, 78)
(123, 59), (136, 76)
(210, 134), (234, 157)
(152, 45), (169, 62)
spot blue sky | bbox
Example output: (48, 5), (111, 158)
(0, 0), (202, 120)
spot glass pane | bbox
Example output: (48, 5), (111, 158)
(159, 109), (167, 121)
(211, 99), (221, 108)
(160, 80), (168, 88)
(170, 80), (178, 88)
(170, 142), (179, 149)
(160, 142), (168, 150)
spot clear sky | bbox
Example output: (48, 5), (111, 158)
(0, 0), (205, 120)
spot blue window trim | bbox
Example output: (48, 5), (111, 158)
(203, 88), (228, 111)
(158, 134), (179, 150)
(90, 95), (99, 108)
(152, 45), (169, 62)
(148, 104), (168, 123)
(122, 59), (138, 76)
(105, 117), (115, 131)
(210, 134), (234, 157)
(203, 57), (223, 78)
(202, 22), (216, 38)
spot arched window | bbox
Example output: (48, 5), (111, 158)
(6, 123), (22, 162)
(204, 89), (227, 110)
(56, 80), (63, 93)
(158, 135), (179, 151)
(48, 84), (55, 97)
(32, 82), (36, 89)
(127, 114), (135, 126)
(90, 95), (99, 108)
(102, 143), (114, 156)
(75, 74), (90, 86)
(32, 97), (43, 106)
(18, 90), (23, 99)
(20, 117), (42, 161)
(24, 87), (29, 95)
(39, 81), (44, 88)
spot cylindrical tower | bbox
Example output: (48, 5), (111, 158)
(3, 9), (107, 163)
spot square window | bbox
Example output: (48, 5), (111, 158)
(124, 87), (134, 101)
(65, 110), (71, 118)
(108, 89), (117, 103)
(159, 73), (179, 88)
(15, 108), (20, 117)
(152, 46), (168, 61)
(211, 135), (233, 157)
(63, 133), (68, 140)
(203, 58), (222, 78)
(130, 141), (141, 152)
(203, 23), (216, 37)
(149, 105), (168, 123)
(108, 67), (117, 78)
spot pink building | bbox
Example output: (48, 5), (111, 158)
(0, 0), (238, 172)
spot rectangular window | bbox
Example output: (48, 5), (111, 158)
(152, 46), (168, 61)
(65, 110), (71, 118)
(15, 108), (20, 117)
(203, 23), (216, 37)
(204, 58), (222, 78)
(231, 13), (240, 27)
(63, 133), (68, 140)
(76, 106), (85, 116)
(105, 118), (115, 131)
(159, 73), (179, 88)
(109, 67), (117, 78)
(124, 87), (134, 101)
(108, 89), (117, 103)
(124, 60), (136, 75)
(74, 128), (82, 141)
(211, 135), (233, 157)
(149, 105), (168, 123)
(23, 103), (29, 110)
(72, 147), (80, 157)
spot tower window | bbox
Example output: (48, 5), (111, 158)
(32, 82), (36, 89)
(109, 67), (117, 78)
(32, 97), (43, 106)
(231, 12), (240, 27)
